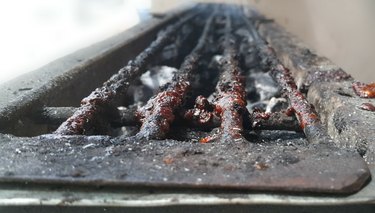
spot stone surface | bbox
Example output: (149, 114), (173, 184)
(257, 20), (375, 164)
(258, 22), (352, 91)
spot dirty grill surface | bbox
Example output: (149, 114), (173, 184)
(0, 131), (369, 193)
(0, 4), (370, 194)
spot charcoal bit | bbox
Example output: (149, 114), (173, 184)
(251, 111), (301, 132)
(184, 96), (219, 128)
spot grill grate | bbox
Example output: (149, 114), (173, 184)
(0, 4), (371, 194)
(52, 5), (312, 141)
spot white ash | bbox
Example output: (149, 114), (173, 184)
(266, 97), (288, 113)
(140, 66), (177, 92)
(247, 100), (268, 111)
(112, 126), (138, 137)
(130, 66), (177, 104)
(249, 72), (280, 101)
(207, 94), (215, 103)
(208, 55), (223, 69)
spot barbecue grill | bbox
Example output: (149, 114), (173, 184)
(0, 3), (375, 212)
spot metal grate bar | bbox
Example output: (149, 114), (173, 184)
(135, 11), (216, 139)
(242, 11), (332, 144)
(210, 12), (247, 142)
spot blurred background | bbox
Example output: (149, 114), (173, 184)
(0, 0), (374, 84)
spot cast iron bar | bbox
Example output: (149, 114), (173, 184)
(135, 12), (216, 139)
(242, 13), (332, 143)
(39, 106), (300, 131)
(40, 106), (137, 126)
(213, 12), (247, 141)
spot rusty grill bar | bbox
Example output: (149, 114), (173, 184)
(135, 10), (216, 140)
(0, 4), (372, 196)
(241, 14), (332, 145)
(210, 12), (247, 142)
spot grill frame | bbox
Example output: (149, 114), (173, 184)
(0, 3), (374, 207)
(0, 167), (374, 208)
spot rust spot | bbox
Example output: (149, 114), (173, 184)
(199, 135), (217, 143)
(163, 155), (174, 165)
(254, 162), (269, 170)
(352, 82), (375, 98)
(284, 107), (295, 116)
(308, 113), (318, 120)
(359, 103), (375, 112)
